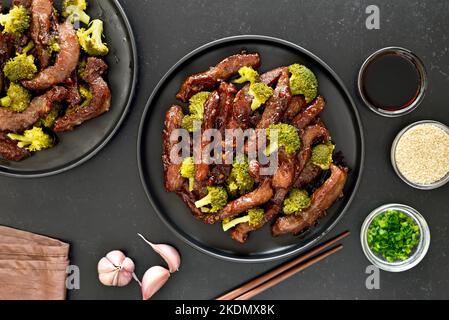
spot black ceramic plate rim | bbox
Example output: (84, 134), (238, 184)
(0, 0), (138, 179)
(137, 35), (365, 263)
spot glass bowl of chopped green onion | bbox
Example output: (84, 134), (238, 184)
(361, 204), (430, 272)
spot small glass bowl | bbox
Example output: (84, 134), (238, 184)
(361, 204), (430, 272)
(358, 47), (427, 117)
(391, 120), (449, 190)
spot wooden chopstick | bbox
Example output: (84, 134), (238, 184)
(235, 245), (343, 300)
(216, 230), (349, 301)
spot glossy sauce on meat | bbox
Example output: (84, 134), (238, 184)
(272, 165), (348, 236)
(162, 105), (184, 192)
(0, 86), (67, 133)
(23, 19), (80, 91)
(176, 53), (261, 102)
(54, 58), (111, 132)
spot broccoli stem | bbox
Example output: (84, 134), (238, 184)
(188, 177), (194, 192)
(22, 42), (34, 54)
(195, 194), (212, 208)
(264, 141), (279, 156)
(222, 216), (251, 232)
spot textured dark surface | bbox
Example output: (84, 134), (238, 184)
(1, 0), (448, 300)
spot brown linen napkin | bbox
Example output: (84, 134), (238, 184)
(0, 226), (70, 300)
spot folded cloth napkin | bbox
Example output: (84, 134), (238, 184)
(0, 226), (70, 300)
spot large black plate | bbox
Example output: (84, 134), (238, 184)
(0, 0), (137, 178)
(138, 36), (364, 262)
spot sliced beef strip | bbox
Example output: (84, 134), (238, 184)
(230, 151), (296, 243)
(0, 86), (67, 133)
(12, 0), (33, 8)
(194, 91), (220, 182)
(63, 71), (82, 106)
(231, 188), (288, 244)
(29, 0), (53, 69)
(53, 58), (111, 132)
(292, 96), (325, 130)
(203, 178), (273, 225)
(284, 95), (307, 122)
(176, 53), (261, 102)
(216, 82), (236, 134)
(0, 132), (31, 161)
(23, 19), (80, 91)
(257, 68), (292, 129)
(272, 164), (348, 236)
(161, 105), (184, 192)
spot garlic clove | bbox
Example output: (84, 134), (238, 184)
(141, 266), (170, 300)
(97, 250), (136, 287)
(138, 233), (181, 273)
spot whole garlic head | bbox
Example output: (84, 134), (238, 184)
(98, 250), (136, 287)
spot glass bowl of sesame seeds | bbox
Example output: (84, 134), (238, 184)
(391, 120), (449, 190)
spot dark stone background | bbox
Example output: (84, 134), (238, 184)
(1, 0), (448, 299)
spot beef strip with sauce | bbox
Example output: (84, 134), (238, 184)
(272, 164), (348, 236)
(203, 178), (273, 225)
(231, 151), (296, 243)
(0, 132), (31, 161)
(194, 91), (220, 182)
(284, 95), (307, 122)
(231, 188), (288, 243)
(292, 96), (325, 130)
(22, 19), (80, 91)
(257, 68), (291, 129)
(0, 86), (67, 133)
(53, 57), (111, 132)
(176, 53), (261, 102)
(29, 0), (53, 69)
(161, 105), (184, 192)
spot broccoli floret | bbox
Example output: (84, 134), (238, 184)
(283, 189), (311, 215)
(188, 91), (210, 117)
(181, 91), (210, 132)
(3, 42), (37, 82)
(0, 83), (31, 113)
(77, 20), (108, 56)
(233, 66), (259, 84)
(77, 57), (87, 77)
(249, 82), (274, 111)
(63, 0), (88, 11)
(311, 143), (335, 170)
(37, 103), (63, 128)
(78, 84), (92, 100)
(222, 208), (265, 231)
(226, 158), (255, 197)
(180, 157), (195, 191)
(289, 64), (318, 103)
(181, 115), (202, 133)
(7, 127), (54, 152)
(0, 5), (30, 35)
(63, 0), (90, 25)
(47, 37), (60, 55)
(265, 123), (301, 155)
(194, 186), (228, 213)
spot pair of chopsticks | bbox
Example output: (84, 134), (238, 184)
(216, 231), (350, 300)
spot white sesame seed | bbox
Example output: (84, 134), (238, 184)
(395, 124), (449, 185)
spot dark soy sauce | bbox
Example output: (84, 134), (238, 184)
(362, 53), (421, 111)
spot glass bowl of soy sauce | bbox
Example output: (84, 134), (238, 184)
(358, 47), (427, 117)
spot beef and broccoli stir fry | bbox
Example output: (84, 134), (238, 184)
(0, 0), (111, 162)
(163, 52), (348, 243)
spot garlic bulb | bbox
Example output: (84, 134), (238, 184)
(138, 233), (181, 273)
(98, 250), (137, 287)
(141, 266), (170, 300)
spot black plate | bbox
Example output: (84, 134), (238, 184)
(0, 0), (137, 178)
(138, 35), (364, 263)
